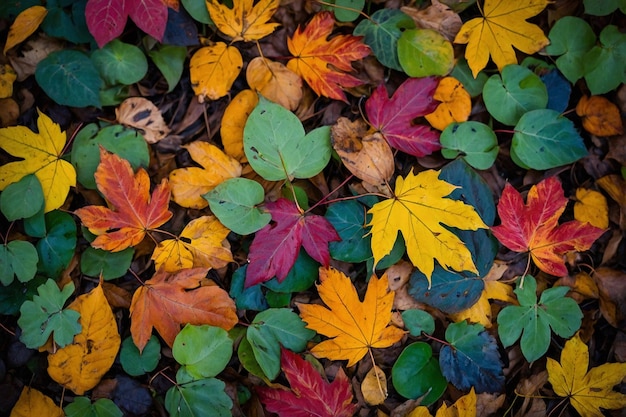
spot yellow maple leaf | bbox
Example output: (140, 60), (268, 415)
(206, 0), (280, 42)
(169, 141), (242, 209)
(424, 76), (471, 131)
(3, 5), (48, 54)
(152, 216), (234, 272)
(297, 267), (405, 367)
(453, 0), (550, 77)
(48, 283), (120, 395)
(368, 170), (487, 285)
(0, 109), (76, 212)
(190, 42), (243, 102)
(547, 332), (626, 417)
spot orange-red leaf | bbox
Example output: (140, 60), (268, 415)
(74, 147), (172, 252)
(491, 177), (606, 277)
(129, 268), (238, 352)
(287, 11), (370, 102)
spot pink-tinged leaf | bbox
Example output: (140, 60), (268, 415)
(245, 199), (339, 288)
(365, 77), (441, 157)
(491, 177), (606, 277)
(257, 348), (358, 417)
(126, 0), (168, 42)
(85, 0), (127, 48)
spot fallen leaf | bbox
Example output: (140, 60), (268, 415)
(408, 387), (477, 417)
(74, 147), (172, 252)
(424, 76), (471, 131)
(245, 198), (340, 287)
(368, 169), (488, 284)
(7, 35), (64, 81)
(48, 282), (121, 395)
(297, 267), (406, 366)
(593, 267), (626, 328)
(576, 95), (624, 137)
(362, 365), (388, 406)
(573, 188), (609, 229)
(256, 347), (358, 417)
(401, 0), (462, 42)
(115, 97), (170, 144)
(597, 174), (626, 230)
(491, 177), (606, 277)
(246, 57), (302, 110)
(221, 89), (258, 162)
(287, 11), (370, 102)
(0, 109), (76, 212)
(3, 6), (48, 54)
(365, 77), (441, 157)
(130, 267), (238, 352)
(454, 0), (551, 77)
(0, 64), (17, 99)
(0, 98), (19, 127)
(169, 141), (242, 209)
(10, 387), (63, 417)
(547, 332), (626, 417)
(331, 117), (395, 185)
(190, 42), (243, 102)
(206, 0), (280, 42)
(151, 216), (233, 272)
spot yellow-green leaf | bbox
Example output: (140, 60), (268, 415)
(190, 42), (243, 101)
(206, 0), (280, 42)
(368, 170), (487, 285)
(3, 5), (48, 54)
(169, 141), (242, 208)
(9, 387), (63, 417)
(47, 282), (121, 395)
(547, 332), (626, 417)
(453, 0), (550, 77)
(152, 216), (234, 272)
(0, 109), (76, 212)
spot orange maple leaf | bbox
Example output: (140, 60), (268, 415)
(287, 11), (370, 102)
(130, 268), (238, 352)
(75, 147), (172, 252)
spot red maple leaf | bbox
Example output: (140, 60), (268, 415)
(365, 77), (441, 157)
(491, 177), (606, 276)
(74, 147), (172, 252)
(245, 198), (340, 287)
(257, 347), (358, 417)
(86, 0), (168, 48)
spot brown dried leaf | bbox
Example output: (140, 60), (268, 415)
(401, 0), (462, 41)
(576, 95), (623, 137)
(593, 267), (626, 328)
(116, 97), (170, 144)
(331, 117), (394, 186)
(246, 57), (302, 111)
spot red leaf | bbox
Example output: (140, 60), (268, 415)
(85, 0), (127, 48)
(365, 77), (441, 157)
(257, 348), (358, 417)
(126, 0), (168, 43)
(245, 199), (339, 287)
(491, 177), (606, 276)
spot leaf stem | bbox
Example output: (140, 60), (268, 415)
(367, 348), (386, 400)
(306, 173), (355, 213)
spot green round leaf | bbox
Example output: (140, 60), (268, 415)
(35, 49), (102, 108)
(81, 246), (134, 280)
(483, 64), (548, 126)
(181, 0), (213, 24)
(36, 210), (76, 279)
(120, 335), (161, 377)
(583, 0), (625, 15)
(392, 342), (447, 405)
(583, 25), (626, 95)
(398, 28), (454, 77)
(0, 240), (38, 285)
(440, 121), (498, 170)
(41, 1), (93, 44)
(401, 309), (435, 336)
(148, 45), (187, 92)
(173, 324), (233, 380)
(64, 397), (123, 417)
(0, 174), (44, 221)
(229, 265), (269, 311)
(244, 96), (332, 181)
(450, 58), (488, 97)
(237, 334), (268, 380)
(204, 177), (271, 235)
(165, 379), (232, 417)
(326, 200), (372, 263)
(331, 0), (364, 22)
(70, 123), (150, 189)
(91, 39), (148, 85)
(545, 16), (596, 84)
(263, 250), (318, 293)
(353, 9), (415, 71)
(511, 109), (587, 170)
